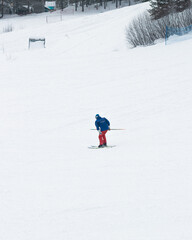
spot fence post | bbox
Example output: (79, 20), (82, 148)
(165, 26), (168, 45)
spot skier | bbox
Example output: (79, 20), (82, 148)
(95, 114), (110, 148)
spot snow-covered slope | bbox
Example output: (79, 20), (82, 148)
(1, 3), (192, 240)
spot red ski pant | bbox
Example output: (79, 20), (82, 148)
(99, 130), (108, 145)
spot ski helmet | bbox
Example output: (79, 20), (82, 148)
(95, 114), (100, 119)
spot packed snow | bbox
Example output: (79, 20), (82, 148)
(1, 2), (192, 240)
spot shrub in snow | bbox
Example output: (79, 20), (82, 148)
(126, 7), (192, 47)
(126, 12), (162, 47)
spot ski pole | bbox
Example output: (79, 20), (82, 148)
(90, 129), (125, 130)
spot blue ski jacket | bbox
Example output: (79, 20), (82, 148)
(95, 116), (110, 132)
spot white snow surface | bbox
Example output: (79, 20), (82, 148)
(1, 3), (192, 240)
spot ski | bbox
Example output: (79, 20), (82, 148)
(90, 129), (125, 130)
(88, 145), (116, 149)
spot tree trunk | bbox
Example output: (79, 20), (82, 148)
(104, 0), (107, 9)
(115, 0), (118, 8)
(82, 0), (84, 11)
(0, 0), (4, 18)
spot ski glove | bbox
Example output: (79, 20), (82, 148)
(98, 130), (102, 135)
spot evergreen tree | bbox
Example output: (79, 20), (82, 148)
(175, 0), (191, 13)
(149, 0), (191, 19)
(149, 0), (158, 19)
(149, 0), (172, 19)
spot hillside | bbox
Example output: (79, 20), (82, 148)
(0, 3), (192, 240)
